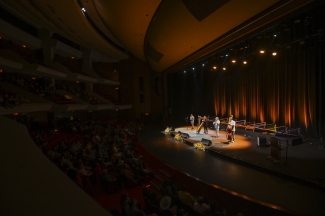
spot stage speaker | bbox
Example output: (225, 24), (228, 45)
(257, 136), (267, 147)
(201, 138), (212, 146)
(181, 132), (190, 139)
(291, 137), (302, 146)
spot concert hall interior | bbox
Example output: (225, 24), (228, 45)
(1, 0), (325, 216)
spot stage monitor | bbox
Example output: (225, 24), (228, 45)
(181, 132), (190, 139)
(201, 138), (212, 146)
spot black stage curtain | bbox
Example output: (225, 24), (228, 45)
(168, 2), (325, 138)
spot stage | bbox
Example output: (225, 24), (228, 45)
(139, 124), (325, 216)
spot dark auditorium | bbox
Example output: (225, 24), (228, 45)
(1, 0), (325, 216)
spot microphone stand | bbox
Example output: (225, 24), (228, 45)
(285, 138), (289, 164)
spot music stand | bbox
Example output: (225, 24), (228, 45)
(267, 137), (281, 163)
(284, 138), (289, 164)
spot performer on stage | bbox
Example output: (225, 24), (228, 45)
(197, 115), (201, 127)
(190, 114), (195, 129)
(213, 117), (220, 138)
(202, 116), (209, 134)
(228, 117), (236, 143)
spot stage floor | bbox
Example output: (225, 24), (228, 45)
(139, 124), (325, 216)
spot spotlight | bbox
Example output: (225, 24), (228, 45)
(260, 50), (265, 54)
(243, 61), (247, 64)
(81, 8), (86, 12)
(231, 60), (236, 63)
(213, 66), (217, 70)
(222, 67), (226, 70)
(272, 52), (277, 56)
(192, 67), (195, 70)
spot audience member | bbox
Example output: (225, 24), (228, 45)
(193, 196), (210, 215)
(178, 185), (195, 207)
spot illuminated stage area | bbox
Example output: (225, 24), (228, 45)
(172, 126), (252, 149)
(139, 124), (325, 216)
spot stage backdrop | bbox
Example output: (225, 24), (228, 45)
(168, 2), (325, 138)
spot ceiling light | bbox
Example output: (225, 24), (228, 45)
(231, 60), (236, 63)
(184, 70), (186, 73)
(213, 66), (217, 70)
(222, 67), (226, 70)
(272, 52), (277, 56)
(243, 61), (247, 64)
(260, 50), (265, 54)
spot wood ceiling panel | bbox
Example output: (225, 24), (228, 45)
(93, 0), (161, 62)
(145, 0), (279, 72)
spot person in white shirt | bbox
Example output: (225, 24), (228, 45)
(213, 117), (220, 138)
(190, 114), (195, 129)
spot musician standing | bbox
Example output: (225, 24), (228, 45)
(202, 116), (209, 134)
(228, 118), (236, 142)
(213, 117), (220, 138)
(190, 114), (195, 129)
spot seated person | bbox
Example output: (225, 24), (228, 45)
(193, 197), (210, 214)
(178, 185), (195, 207)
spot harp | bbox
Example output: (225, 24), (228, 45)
(196, 121), (204, 133)
(196, 115), (204, 133)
